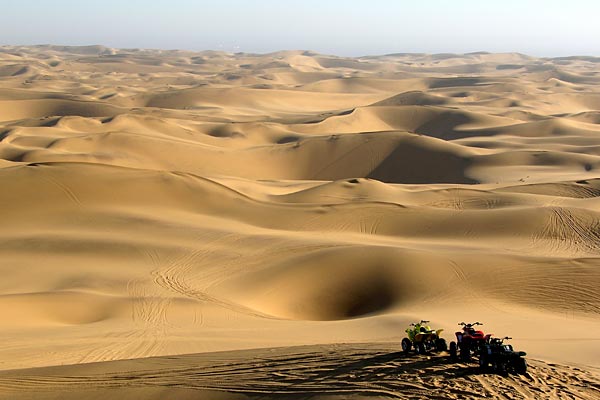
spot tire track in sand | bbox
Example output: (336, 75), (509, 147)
(78, 248), (170, 364)
(535, 207), (600, 254)
(150, 234), (278, 319)
(0, 344), (598, 399)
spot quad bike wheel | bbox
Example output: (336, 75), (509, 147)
(478, 355), (488, 370)
(492, 360), (508, 376)
(416, 342), (426, 354)
(515, 358), (527, 375)
(459, 343), (471, 362)
(401, 338), (412, 354)
(449, 341), (457, 361)
(435, 338), (447, 352)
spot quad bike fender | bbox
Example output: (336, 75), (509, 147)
(414, 333), (433, 342)
(435, 329), (443, 337)
(484, 334), (493, 342)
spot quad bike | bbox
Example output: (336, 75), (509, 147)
(401, 320), (447, 355)
(479, 337), (527, 375)
(449, 322), (492, 362)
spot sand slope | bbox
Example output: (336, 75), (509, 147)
(1, 344), (598, 400)
(1, 46), (600, 397)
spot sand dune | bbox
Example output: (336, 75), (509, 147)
(1, 344), (599, 400)
(0, 99), (124, 121)
(1, 46), (600, 398)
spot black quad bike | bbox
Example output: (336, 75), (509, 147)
(479, 336), (527, 375)
(449, 322), (492, 362)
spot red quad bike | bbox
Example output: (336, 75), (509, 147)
(449, 322), (492, 362)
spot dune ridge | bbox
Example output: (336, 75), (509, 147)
(1, 343), (599, 400)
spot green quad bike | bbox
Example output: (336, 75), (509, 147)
(402, 320), (448, 355)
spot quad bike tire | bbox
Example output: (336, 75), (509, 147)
(401, 338), (412, 354)
(459, 343), (471, 362)
(449, 341), (458, 361)
(515, 358), (527, 375)
(479, 355), (488, 371)
(416, 342), (426, 354)
(435, 338), (447, 352)
(492, 360), (508, 376)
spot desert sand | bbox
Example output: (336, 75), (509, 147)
(0, 45), (599, 399)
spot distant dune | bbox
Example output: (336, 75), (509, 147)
(0, 46), (599, 399)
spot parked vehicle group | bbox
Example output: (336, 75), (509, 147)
(401, 320), (527, 375)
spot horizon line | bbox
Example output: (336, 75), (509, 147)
(2, 43), (600, 60)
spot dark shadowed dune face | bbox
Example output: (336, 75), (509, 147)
(222, 247), (451, 321)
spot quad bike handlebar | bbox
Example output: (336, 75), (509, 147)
(409, 320), (430, 326)
(490, 336), (513, 344)
(458, 322), (482, 327)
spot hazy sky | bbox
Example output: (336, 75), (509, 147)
(1, 0), (599, 56)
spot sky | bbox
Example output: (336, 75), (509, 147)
(1, 0), (599, 56)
